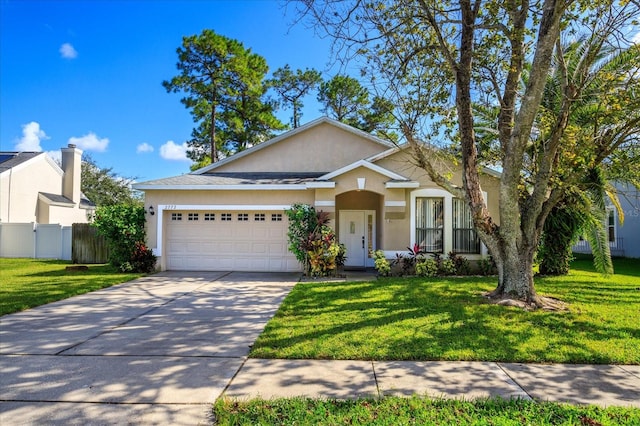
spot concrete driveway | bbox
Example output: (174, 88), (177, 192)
(0, 271), (299, 425)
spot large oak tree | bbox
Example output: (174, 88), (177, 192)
(297, 0), (640, 306)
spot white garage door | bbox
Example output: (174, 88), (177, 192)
(165, 210), (300, 272)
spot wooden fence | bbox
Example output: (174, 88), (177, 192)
(72, 223), (109, 264)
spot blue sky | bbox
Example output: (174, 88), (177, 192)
(1, 0), (339, 181)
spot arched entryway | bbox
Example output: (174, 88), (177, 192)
(335, 191), (382, 269)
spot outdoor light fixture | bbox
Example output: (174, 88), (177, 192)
(148, 206), (155, 216)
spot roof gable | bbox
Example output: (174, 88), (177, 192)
(319, 159), (410, 181)
(192, 117), (395, 175)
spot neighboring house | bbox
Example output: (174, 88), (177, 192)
(0, 144), (94, 225)
(134, 117), (501, 272)
(573, 182), (640, 258)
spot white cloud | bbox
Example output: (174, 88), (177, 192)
(59, 43), (78, 59)
(15, 121), (49, 151)
(633, 31), (640, 45)
(159, 140), (189, 161)
(68, 132), (109, 152)
(46, 150), (62, 165)
(136, 142), (154, 153)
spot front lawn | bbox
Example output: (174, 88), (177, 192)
(0, 258), (144, 316)
(250, 257), (640, 364)
(214, 396), (640, 425)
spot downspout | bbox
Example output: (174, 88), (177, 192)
(7, 167), (12, 222)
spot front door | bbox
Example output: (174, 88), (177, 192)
(339, 210), (375, 269)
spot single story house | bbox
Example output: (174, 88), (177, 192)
(134, 117), (501, 272)
(0, 144), (94, 226)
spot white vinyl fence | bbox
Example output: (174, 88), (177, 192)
(0, 223), (72, 260)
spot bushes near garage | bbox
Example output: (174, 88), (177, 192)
(92, 205), (156, 273)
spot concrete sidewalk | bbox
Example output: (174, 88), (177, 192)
(224, 359), (640, 408)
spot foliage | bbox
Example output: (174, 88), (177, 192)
(539, 203), (585, 275)
(307, 228), (341, 277)
(298, 0), (640, 305)
(478, 256), (497, 276)
(286, 204), (342, 276)
(163, 29), (285, 165)
(92, 205), (155, 272)
(215, 396), (640, 426)
(448, 251), (471, 275)
(372, 250), (391, 277)
(0, 259), (142, 316)
(268, 64), (322, 128)
(392, 243), (425, 276)
(438, 258), (456, 275)
(81, 154), (140, 207)
(317, 75), (397, 141)
(119, 242), (157, 273)
(251, 256), (640, 364)
(415, 258), (438, 277)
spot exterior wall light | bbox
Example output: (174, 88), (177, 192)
(148, 206), (155, 216)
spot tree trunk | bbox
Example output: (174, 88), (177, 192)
(488, 237), (540, 305)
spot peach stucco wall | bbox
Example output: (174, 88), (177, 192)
(213, 122), (390, 173)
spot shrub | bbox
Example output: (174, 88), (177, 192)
(448, 251), (471, 275)
(416, 258), (438, 277)
(93, 204), (155, 272)
(439, 258), (457, 275)
(286, 204), (343, 276)
(307, 229), (341, 277)
(478, 255), (497, 275)
(373, 250), (391, 277)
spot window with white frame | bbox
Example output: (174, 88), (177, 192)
(415, 197), (444, 253)
(204, 213), (215, 221)
(221, 213), (232, 221)
(188, 213), (199, 221)
(452, 198), (480, 253)
(171, 213), (182, 221)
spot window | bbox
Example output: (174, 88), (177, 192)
(271, 213), (283, 221)
(188, 213), (199, 221)
(452, 198), (480, 253)
(238, 213), (249, 221)
(416, 198), (444, 253)
(254, 213), (265, 221)
(221, 213), (232, 221)
(204, 213), (215, 221)
(607, 208), (616, 243)
(171, 213), (182, 221)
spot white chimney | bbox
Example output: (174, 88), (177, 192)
(61, 144), (82, 204)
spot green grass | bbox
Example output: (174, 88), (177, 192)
(214, 396), (640, 425)
(250, 257), (640, 364)
(0, 258), (144, 316)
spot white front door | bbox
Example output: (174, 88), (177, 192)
(340, 210), (376, 269)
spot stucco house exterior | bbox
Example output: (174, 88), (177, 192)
(0, 144), (94, 226)
(134, 117), (501, 272)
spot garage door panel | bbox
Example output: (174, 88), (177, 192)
(165, 210), (300, 272)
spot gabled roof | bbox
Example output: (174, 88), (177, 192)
(318, 159), (410, 181)
(365, 144), (503, 179)
(191, 117), (396, 175)
(0, 151), (64, 176)
(39, 192), (96, 209)
(0, 152), (44, 174)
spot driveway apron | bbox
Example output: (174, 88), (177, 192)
(0, 271), (298, 425)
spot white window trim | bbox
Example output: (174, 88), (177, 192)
(410, 189), (488, 256)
